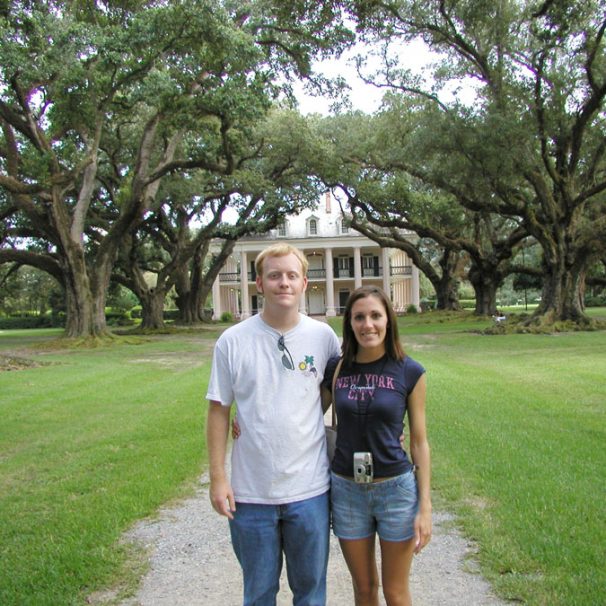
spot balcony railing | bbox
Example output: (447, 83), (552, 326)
(308, 268), (326, 279)
(335, 268), (354, 278)
(219, 264), (413, 282)
(391, 265), (412, 276)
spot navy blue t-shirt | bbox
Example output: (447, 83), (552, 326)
(324, 354), (425, 478)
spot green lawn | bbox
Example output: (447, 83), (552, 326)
(0, 317), (605, 605)
(0, 329), (221, 605)
(411, 330), (605, 605)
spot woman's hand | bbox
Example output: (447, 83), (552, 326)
(413, 507), (432, 554)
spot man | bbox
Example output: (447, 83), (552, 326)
(206, 243), (340, 606)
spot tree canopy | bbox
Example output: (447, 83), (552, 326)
(339, 0), (606, 323)
(2, 0), (605, 332)
(0, 0), (353, 336)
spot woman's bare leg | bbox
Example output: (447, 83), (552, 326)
(379, 537), (416, 606)
(339, 536), (380, 606)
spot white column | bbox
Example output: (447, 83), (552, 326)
(412, 264), (420, 309)
(299, 295), (307, 314)
(212, 277), (222, 320)
(382, 248), (390, 295)
(353, 247), (362, 289)
(235, 289), (241, 316)
(298, 251), (308, 315)
(240, 251), (251, 319)
(325, 248), (336, 316)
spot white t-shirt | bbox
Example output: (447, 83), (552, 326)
(206, 313), (340, 504)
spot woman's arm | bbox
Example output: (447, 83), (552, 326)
(407, 373), (432, 554)
(321, 384), (333, 414)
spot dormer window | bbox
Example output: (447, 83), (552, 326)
(307, 216), (319, 236)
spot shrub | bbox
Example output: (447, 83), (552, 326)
(105, 310), (135, 327)
(220, 311), (234, 323)
(0, 314), (59, 329)
(585, 294), (606, 307)
(406, 304), (418, 314)
(163, 309), (181, 321)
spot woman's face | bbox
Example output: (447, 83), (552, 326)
(350, 294), (388, 352)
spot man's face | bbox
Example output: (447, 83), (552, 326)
(256, 253), (307, 312)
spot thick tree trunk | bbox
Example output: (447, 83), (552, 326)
(434, 278), (460, 310)
(468, 265), (501, 316)
(61, 248), (108, 338)
(176, 239), (236, 324)
(176, 274), (214, 324)
(174, 264), (201, 325)
(536, 258), (588, 324)
(178, 293), (204, 323)
(140, 288), (166, 330)
(63, 275), (95, 337)
(473, 282), (499, 316)
(531, 220), (590, 325)
(431, 249), (460, 311)
(175, 282), (202, 324)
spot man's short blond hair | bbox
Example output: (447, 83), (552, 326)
(255, 243), (309, 278)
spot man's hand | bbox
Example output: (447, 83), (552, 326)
(209, 477), (236, 520)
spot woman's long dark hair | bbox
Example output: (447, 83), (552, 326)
(341, 286), (405, 365)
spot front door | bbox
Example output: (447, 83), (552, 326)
(308, 289), (325, 315)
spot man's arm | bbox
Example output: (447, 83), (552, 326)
(207, 400), (236, 519)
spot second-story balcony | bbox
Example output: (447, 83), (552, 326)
(391, 265), (412, 276)
(219, 272), (240, 283)
(219, 264), (413, 283)
(308, 268), (326, 279)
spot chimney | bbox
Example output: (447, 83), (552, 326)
(325, 191), (331, 214)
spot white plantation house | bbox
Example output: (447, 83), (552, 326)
(211, 193), (420, 319)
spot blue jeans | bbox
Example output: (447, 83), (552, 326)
(229, 491), (330, 606)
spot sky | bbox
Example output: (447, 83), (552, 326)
(294, 38), (432, 114)
(293, 38), (478, 115)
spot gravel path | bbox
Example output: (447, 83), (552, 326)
(117, 469), (510, 606)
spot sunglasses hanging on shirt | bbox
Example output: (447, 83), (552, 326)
(277, 335), (294, 370)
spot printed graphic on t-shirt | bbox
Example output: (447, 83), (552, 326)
(297, 354), (318, 377)
(337, 373), (395, 402)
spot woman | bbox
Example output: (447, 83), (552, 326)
(323, 285), (431, 606)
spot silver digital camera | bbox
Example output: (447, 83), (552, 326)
(353, 452), (373, 483)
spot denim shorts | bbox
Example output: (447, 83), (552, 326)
(330, 470), (418, 542)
